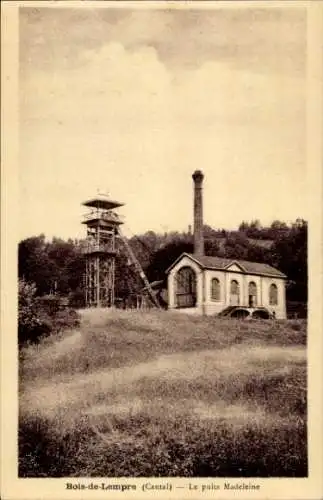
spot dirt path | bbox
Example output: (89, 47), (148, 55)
(21, 343), (305, 416)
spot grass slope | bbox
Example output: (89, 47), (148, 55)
(19, 309), (307, 477)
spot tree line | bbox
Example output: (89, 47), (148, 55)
(18, 218), (307, 306)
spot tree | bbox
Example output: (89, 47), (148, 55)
(18, 235), (56, 295)
(222, 233), (250, 260)
(270, 220), (288, 231)
(204, 239), (220, 256)
(18, 235), (85, 298)
(146, 240), (194, 282)
(271, 220), (307, 302)
(238, 221), (249, 232)
(115, 252), (142, 299)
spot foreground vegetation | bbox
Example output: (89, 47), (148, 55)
(19, 310), (307, 477)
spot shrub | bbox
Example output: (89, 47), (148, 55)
(18, 279), (51, 345)
(18, 279), (80, 346)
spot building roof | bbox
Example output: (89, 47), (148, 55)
(166, 253), (287, 279)
(82, 195), (124, 210)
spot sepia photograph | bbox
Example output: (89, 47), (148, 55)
(1, 1), (323, 497)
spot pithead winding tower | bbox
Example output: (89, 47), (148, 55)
(82, 194), (124, 308)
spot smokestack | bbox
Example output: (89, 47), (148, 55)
(192, 169), (204, 256)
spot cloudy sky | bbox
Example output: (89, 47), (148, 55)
(19, 4), (307, 241)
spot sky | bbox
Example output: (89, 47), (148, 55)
(19, 4), (307, 241)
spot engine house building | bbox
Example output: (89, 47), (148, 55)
(166, 171), (287, 319)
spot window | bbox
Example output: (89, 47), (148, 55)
(248, 281), (257, 307)
(269, 283), (278, 305)
(175, 266), (197, 308)
(211, 278), (221, 301)
(230, 280), (240, 306)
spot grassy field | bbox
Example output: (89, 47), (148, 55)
(19, 309), (307, 477)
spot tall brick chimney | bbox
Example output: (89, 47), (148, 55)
(192, 169), (204, 256)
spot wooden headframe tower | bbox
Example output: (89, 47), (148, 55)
(82, 194), (124, 308)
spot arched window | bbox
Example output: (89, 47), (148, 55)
(269, 283), (278, 305)
(211, 278), (221, 301)
(248, 281), (257, 307)
(230, 280), (240, 306)
(175, 266), (197, 308)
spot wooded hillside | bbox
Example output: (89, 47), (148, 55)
(18, 219), (307, 309)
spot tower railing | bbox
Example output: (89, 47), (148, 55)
(82, 240), (116, 254)
(82, 210), (125, 223)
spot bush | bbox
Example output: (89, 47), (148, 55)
(18, 279), (80, 346)
(18, 280), (51, 345)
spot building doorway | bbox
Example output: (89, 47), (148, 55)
(175, 266), (197, 308)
